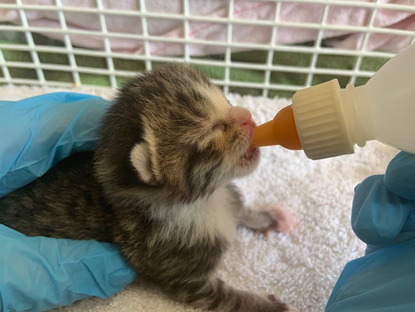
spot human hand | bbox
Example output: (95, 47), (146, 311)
(0, 93), (136, 311)
(352, 151), (415, 254)
(326, 151), (415, 312)
(1, 92), (109, 197)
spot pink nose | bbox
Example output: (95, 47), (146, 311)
(229, 106), (256, 135)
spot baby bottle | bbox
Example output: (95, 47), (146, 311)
(251, 43), (415, 160)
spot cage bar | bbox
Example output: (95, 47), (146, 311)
(0, 0), (412, 96)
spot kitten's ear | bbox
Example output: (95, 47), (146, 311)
(130, 143), (157, 185)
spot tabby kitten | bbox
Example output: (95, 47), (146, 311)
(0, 64), (297, 312)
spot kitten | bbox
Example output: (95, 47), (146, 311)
(0, 64), (298, 312)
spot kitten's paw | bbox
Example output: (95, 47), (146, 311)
(267, 294), (299, 312)
(266, 204), (298, 235)
(239, 204), (298, 236)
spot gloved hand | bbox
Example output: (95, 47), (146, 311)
(326, 151), (415, 312)
(0, 93), (136, 312)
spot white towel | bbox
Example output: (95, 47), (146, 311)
(0, 86), (398, 312)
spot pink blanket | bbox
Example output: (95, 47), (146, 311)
(1, 0), (415, 55)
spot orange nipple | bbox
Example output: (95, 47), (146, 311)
(251, 105), (302, 150)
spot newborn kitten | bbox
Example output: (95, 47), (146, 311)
(0, 64), (297, 312)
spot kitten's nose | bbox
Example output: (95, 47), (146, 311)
(229, 106), (256, 134)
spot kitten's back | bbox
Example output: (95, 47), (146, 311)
(0, 152), (113, 241)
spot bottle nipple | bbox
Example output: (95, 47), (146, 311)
(251, 105), (302, 150)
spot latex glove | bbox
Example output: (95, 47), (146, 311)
(0, 93), (136, 312)
(326, 152), (415, 312)
(1, 92), (109, 197)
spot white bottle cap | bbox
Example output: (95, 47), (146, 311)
(292, 79), (354, 160)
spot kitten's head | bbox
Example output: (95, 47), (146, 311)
(95, 64), (259, 205)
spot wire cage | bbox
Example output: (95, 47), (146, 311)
(0, 0), (415, 99)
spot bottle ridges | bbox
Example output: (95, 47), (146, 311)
(292, 80), (354, 160)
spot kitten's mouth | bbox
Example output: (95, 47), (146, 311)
(238, 147), (260, 167)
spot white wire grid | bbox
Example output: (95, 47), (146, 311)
(0, 0), (415, 97)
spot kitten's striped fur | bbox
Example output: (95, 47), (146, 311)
(0, 64), (297, 312)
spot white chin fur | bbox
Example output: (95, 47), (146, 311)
(234, 148), (260, 177)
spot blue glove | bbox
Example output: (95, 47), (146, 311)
(326, 151), (415, 312)
(1, 92), (109, 197)
(0, 93), (136, 311)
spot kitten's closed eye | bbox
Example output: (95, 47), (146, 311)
(196, 122), (226, 150)
(212, 122), (226, 133)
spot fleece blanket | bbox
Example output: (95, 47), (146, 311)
(0, 86), (398, 312)
(1, 0), (415, 54)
